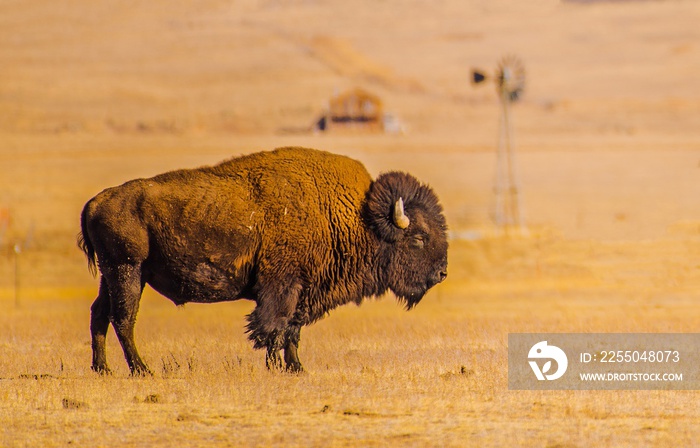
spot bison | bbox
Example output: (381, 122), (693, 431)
(79, 147), (448, 375)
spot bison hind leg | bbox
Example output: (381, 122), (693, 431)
(104, 263), (152, 376)
(90, 278), (112, 375)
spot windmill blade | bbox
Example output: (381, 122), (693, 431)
(471, 69), (488, 84)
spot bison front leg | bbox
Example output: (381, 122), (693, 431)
(260, 327), (304, 373)
(283, 325), (304, 373)
(264, 331), (284, 371)
(246, 280), (303, 372)
(246, 311), (285, 371)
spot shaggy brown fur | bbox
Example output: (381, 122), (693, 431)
(79, 147), (448, 374)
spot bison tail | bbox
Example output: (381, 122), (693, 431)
(78, 202), (98, 277)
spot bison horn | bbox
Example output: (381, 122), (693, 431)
(393, 197), (410, 229)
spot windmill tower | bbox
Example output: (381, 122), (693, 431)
(472, 56), (527, 234)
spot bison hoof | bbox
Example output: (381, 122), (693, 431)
(129, 363), (153, 377)
(285, 362), (305, 374)
(91, 365), (113, 376)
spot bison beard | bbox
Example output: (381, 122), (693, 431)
(79, 147), (448, 375)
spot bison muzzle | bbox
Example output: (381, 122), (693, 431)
(79, 147), (448, 375)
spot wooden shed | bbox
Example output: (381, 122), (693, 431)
(316, 87), (384, 132)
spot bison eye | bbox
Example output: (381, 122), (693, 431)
(409, 234), (425, 249)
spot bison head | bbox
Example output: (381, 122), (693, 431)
(364, 172), (449, 309)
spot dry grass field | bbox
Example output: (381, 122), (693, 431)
(1, 0), (700, 446)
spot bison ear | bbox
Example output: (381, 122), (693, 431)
(364, 172), (420, 242)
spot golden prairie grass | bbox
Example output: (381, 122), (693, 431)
(1, 0), (699, 445)
(2, 236), (699, 447)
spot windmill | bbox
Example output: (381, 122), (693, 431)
(472, 56), (527, 233)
